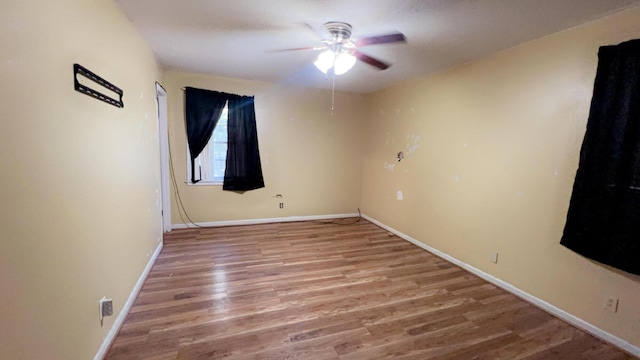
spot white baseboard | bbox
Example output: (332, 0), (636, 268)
(361, 214), (640, 358)
(172, 213), (360, 229)
(94, 241), (163, 360)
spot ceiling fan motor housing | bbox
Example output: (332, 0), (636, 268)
(324, 21), (353, 42)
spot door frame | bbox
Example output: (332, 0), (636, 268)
(156, 82), (172, 232)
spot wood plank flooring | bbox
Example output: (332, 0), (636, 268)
(105, 219), (636, 359)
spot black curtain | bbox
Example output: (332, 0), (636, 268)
(223, 95), (265, 191)
(185, 87), (227, 183)
(561, 39), (640, 276)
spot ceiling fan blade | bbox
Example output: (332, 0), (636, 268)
(354, 50), (390, 70)
(355, 32), (406, 47)
(302, 22), (328, 39)
(266, 45), (327, 53)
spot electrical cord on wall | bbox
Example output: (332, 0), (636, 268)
(167, 134), (202, 228)
(324, 208), (361, 225)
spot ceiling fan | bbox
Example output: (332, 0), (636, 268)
(274, 21), (406, 75)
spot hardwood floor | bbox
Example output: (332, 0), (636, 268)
(105, 219), (636, 359)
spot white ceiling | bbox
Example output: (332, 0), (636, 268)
(115, 0), (640, 93)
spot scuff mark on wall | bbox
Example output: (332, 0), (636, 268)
(406, 134), (420, 155)
(384, 162), (395, 172)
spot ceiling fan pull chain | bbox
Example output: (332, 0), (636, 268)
(331, 69), (336, 116)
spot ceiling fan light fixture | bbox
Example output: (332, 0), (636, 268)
(313, 49), (356, 75)
(314, 50), (334, 74)
(333, 52), (356, 75)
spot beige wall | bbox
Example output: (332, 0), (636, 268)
(163, 70), (365, 224)
(361, 7), (640, 346)
(2, 0), (639, 357)
(0, 1), (161, 359)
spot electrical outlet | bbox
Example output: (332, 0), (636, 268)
(489, 252), (499, 264)
(603, 296), (618, 313)
(100, 297), (113, 320)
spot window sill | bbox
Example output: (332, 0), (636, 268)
(185, 181), (223, 186)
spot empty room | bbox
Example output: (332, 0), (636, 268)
(2, 0), (640, 359)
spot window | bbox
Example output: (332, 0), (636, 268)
(184, 87), (264, 191)
(187, 103), (228, 184)
(560, 38), (640, 276)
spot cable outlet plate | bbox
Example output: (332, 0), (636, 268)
(603, 296), (618, 313)
(100, 297), (113, 320)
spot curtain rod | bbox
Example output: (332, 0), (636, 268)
(180, 86), (254, 98)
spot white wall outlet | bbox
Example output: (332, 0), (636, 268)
(489, 252), (499, 264)
(603, 295), (619, 313)
(99, 297), (113, 320)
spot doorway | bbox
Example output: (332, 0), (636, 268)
(156, 83), (171, 232)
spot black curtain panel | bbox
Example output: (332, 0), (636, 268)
(561, 39), (640, 275)
(223, 95), (265, 191)
(185, 87), (227, 183)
